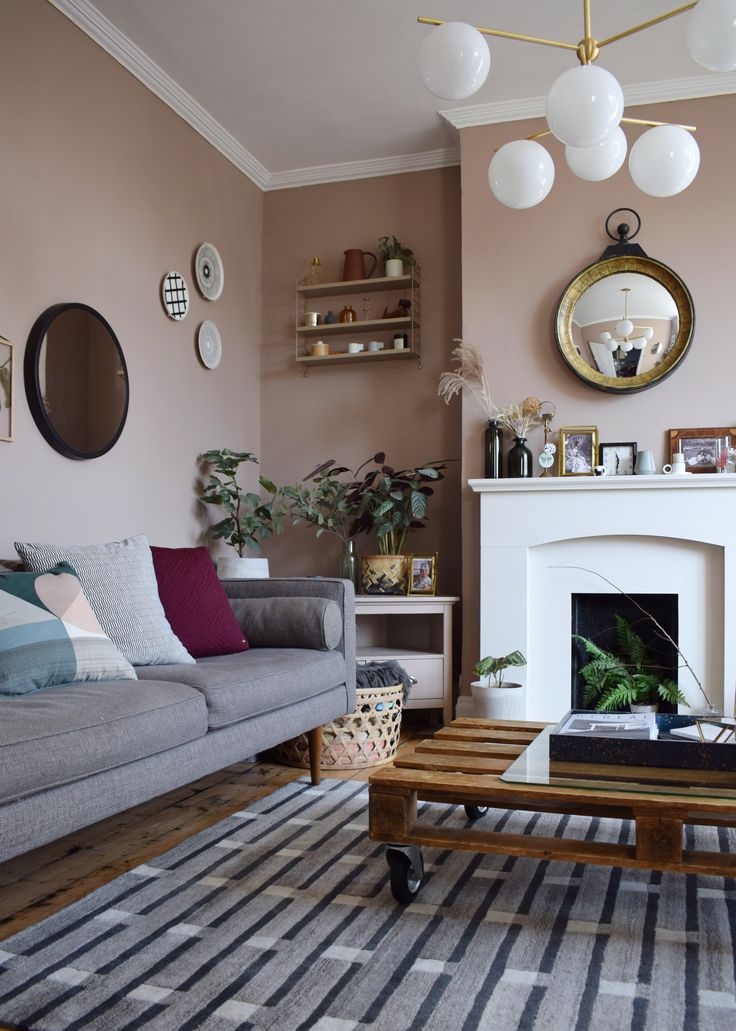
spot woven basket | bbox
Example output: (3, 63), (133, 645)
(274, 683), (403, 770)
(360, 554), (408, 595)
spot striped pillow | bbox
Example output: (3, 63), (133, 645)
(15, 536), (194, 666)
(0, 562), (136, 697)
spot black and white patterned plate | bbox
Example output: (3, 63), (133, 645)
(161, 271), (189, 320)
(195, 242), (224, 301)
(197, 320), (222, 369)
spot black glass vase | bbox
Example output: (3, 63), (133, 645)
(507, 436), (532, 478)
(484, 419), (503, 478)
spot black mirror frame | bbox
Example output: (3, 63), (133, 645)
(24, 303), (129, 460)
(554, 254), (695, 395)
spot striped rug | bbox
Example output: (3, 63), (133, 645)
(0, 778), (735, 1031)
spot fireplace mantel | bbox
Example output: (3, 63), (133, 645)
(469, 474), (736, 721)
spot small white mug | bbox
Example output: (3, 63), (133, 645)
(348, 342), (364, 354)
(367, 340), (383, 352)
(304, 311), (320, 327)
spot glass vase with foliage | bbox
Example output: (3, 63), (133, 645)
(347, 452), (447, 555)
(575, 614), (687, 712)
(199, 448), (285, 556)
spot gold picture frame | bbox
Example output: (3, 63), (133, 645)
(558, 426), (598, 476)
(0, 337), (13, 443)
(668, 426), (736, 473)
(407, 553), (437, 596)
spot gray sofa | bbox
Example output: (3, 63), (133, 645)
(0, 577), (356, 864)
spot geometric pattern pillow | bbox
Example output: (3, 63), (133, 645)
(0, 562), (137, 697)
(14, 535), (193, 667)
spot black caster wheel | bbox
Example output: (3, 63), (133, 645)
(386, 846), (424, 903)
(465, 804), (489, 821)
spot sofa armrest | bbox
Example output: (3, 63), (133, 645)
(222, 578), (356, 693)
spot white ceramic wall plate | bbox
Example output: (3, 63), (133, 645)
(161, 271), (189, 320)
(197, 320), (222, 369)
(195, 242), (224, 300)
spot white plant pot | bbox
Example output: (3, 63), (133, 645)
(385, 258), (404, 277)
(217, 556), (269, 579)
(470, 681), (524, 720)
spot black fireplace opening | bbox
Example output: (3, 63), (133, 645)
(571, 593), (679, 712)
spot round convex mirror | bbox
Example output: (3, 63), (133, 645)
(25, 304), (129, 459)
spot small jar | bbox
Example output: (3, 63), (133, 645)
(339, 305), (356, 323)
(393, 334), (406, 350)
(311, 339), (329, 357)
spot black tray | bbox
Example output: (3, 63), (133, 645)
(548, 711), (736, 772)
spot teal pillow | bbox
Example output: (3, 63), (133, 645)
(0, 562), (137, 697)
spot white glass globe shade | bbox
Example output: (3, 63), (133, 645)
(644, 327), (654, 340)
(687, 0), (736, 71)
(629, 125), (700, 197)
(620, 340), (633, 353)
(600, 331), (612, 342)
(565, 127), (627, 181)
(488, 140), (555, 209)
(418, 22), (491, 100)
(633, 338), (647, 350)
(616, 318), (634, 338)
(607, 340), (619, 352)
(546, 65), (624, 147)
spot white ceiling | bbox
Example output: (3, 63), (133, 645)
(53, 1), (736, 189)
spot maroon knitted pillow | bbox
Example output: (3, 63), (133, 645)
(150, 546), (248, 658)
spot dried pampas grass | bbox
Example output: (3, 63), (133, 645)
(438, 339), (496, 419)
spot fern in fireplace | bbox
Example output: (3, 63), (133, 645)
(575, 615), (687, 712)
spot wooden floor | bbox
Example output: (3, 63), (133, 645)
(0, 718), (432, 945)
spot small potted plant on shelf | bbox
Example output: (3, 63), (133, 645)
(471, 651), (527, 720)
(347, 453), (446, 594)
(575, 615), (687, 713)
(378, 235), (416, 277)
(199, 448), (285, 579)
(283, 460), (364, 590)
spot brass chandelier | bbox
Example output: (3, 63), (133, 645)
(417, 1), (736, 207)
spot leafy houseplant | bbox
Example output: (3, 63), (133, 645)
(199, 448), (285, 578)
(471, 650), (526, 720)
(575, 615), (688, 712)
(378, 235), (415, 276)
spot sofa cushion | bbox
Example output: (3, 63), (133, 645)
(0, 562), (136, 697)
(150, 545), (249, 658)
(138, 649), (348, 729)
(0, 679), (208, 805)
(229, 596), (341, 650)
(15, 535), (194, 667)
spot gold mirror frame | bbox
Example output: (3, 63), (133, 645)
(555, 255), (694, 394)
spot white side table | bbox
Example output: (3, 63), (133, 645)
(354, 595), (459, 725)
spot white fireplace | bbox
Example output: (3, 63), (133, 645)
(468, 475), (736, 722)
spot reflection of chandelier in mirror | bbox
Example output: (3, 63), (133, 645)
(417, 1), (736, 208)
(599, 288), (655, 359)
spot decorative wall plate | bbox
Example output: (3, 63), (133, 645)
(161, 271), (189, 320)
(195, 242), (224, 301)
(197, 320), (222, 369)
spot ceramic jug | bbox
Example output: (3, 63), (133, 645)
(342, 248), (377, 281)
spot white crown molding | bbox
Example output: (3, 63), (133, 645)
(440, 72), (736, 130)
(265, 148), (460, 191)
(49, 0), (271, 190)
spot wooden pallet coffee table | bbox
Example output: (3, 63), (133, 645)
(368, 718), (736, 901)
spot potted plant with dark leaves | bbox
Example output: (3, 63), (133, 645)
(575, 615), (687, 713)
(378, 235), (416, 277)
(199, 448), (285, 579)
(471, 650), (526, 719)
(348, 453), (446, 594)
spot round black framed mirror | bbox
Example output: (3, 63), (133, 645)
(554, 212), (695, 394)
(25, 303), (129, 460)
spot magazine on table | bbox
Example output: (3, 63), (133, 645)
(556, 712), (658, 741)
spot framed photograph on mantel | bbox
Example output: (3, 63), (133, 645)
(668, 426), (736, 473)
(558, 426), (598, 477)
(599, 441), (637, 477)
(408, 553), (437, 596)
(0, 337), (13, 443)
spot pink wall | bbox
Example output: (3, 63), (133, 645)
(460, 94), (736, 688)
(0, 0), (263, 557)
(261, 170), (463, 597)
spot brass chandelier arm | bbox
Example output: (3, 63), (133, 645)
(416, 16), (579, 53)
(597, 3), (697, 49)
(525, 115), (696, 144)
